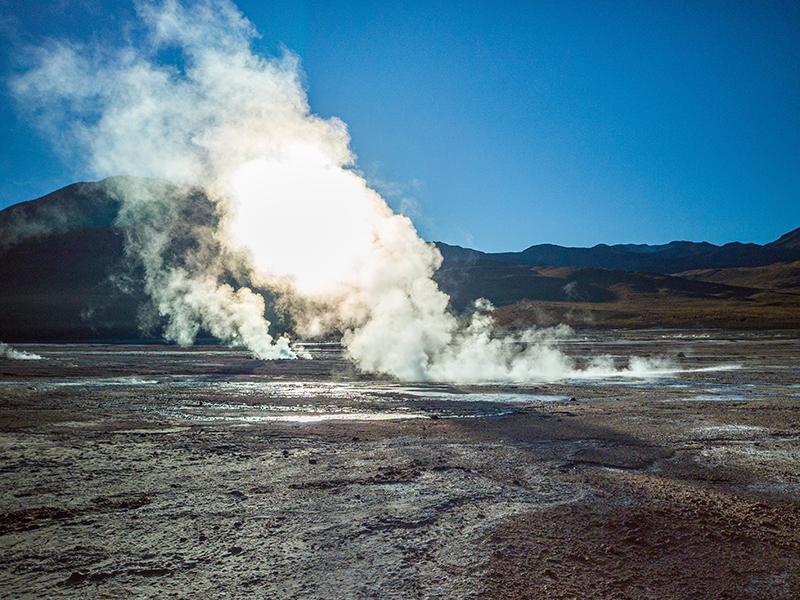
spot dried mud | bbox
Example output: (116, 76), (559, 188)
(1, 330), (799, 599)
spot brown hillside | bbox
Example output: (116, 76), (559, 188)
(436, 262), (800, 330)
(492, 281), (800, 331)
(677, 261), (800, 291)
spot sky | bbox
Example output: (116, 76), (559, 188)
(1, 0), (798, 252)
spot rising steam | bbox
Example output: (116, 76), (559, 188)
(0, 342), (43, 360)
(11, 0), (665, 382)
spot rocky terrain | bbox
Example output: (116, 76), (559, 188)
(1, 331), (799, 598)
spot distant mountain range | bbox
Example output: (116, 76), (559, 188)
(431, 228), (800, 328)
(1, 177), (799, 341)
(435, 227), (800, 274)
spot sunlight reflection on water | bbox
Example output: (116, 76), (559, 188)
(2, 341), (792, 422)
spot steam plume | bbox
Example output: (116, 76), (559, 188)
(11, 0), (666, 381)
(0, 342), (43, 360)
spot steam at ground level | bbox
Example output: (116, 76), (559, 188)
(0, 342), (43, 360)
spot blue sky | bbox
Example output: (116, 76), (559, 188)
(1, 0), (798, 252)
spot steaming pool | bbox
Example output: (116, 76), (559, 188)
(3, 331), (798, 424)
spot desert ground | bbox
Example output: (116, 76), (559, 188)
(1, 330), (799, 599)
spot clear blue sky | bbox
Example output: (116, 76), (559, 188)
(1, 0), (798, 252)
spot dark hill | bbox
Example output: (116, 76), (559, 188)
(432, 261), (616, 311)
(0, 226), (138, 340)
(0, 181), (122, 250)
(1, 179), (140, 340)
(434, 261), (768, 312)
(0, 177), (227, 341)
(768, 228), (800, 249)
(432, 229), (800, 330)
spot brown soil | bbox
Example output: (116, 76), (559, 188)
(1, 331), (799, 598)
(494, 287), (800, 330)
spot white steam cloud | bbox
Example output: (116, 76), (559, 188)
(0, 342), (43, 360)
(11, 0), (668, 382)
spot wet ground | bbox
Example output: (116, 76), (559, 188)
(1, 330), (799, 598)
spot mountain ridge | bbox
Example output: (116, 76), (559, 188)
(2, 178), (799, 340)
(435, 225), (800, 273)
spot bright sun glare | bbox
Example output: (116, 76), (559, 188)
(229, 145), (377, 295)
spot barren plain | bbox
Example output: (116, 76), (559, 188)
(1, 330), (799, 599)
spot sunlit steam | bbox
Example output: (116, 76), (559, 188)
(11, 0), (676, 382)
(0, 342), (43, 360)
(230, 145), (376, 295)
